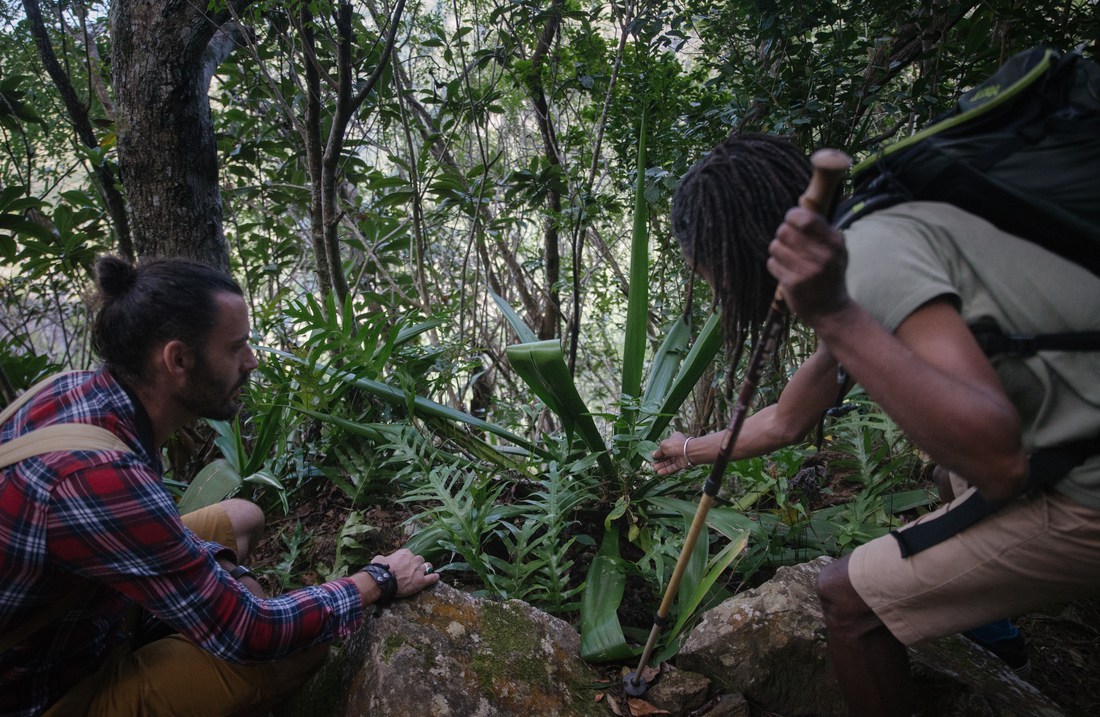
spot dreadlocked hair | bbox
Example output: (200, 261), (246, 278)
(671, 133), (811, 365)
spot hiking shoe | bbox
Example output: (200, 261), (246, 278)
(964, 629), (1031, 676)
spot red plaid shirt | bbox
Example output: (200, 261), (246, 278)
(0, 370), (363, 716)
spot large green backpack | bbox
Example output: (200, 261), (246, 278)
(835, 47), (1100, 280)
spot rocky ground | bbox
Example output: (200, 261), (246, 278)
(248, 481), (1100, 717)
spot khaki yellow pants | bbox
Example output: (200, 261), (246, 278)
(850, 487), (1100, 645)
(44, 504), (327, 717)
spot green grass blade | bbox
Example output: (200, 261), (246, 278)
(646, 495), (758, 543)
(642, 312), (723, 445)
(206, 419), (242, 473)
(243, 404), (286, 476)
(640, 315), (691, 415)
(668, 530), (749, 640)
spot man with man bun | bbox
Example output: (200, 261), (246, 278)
(0, 256), (438, 716)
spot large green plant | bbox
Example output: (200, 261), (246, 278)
(488, 115), (751, 662)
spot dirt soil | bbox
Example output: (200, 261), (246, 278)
(248, 481), (1100, 717)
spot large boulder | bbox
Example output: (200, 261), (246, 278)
(677, 556), (844, 715)
(676, 555), (1066, 716)
(276, 582), (603, 717)
(276, 559), (1071, 716)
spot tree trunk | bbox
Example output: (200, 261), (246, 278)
(528, 1), (564, 341)
(110, 0), (243, 268)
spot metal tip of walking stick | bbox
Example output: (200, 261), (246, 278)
(623, 670), (650, 696)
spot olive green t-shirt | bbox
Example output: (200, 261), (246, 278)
(844, 201), (1100, 509)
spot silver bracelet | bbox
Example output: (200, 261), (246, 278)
(683, 436), (694, 466)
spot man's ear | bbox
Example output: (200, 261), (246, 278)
(160, 339), (195, 382)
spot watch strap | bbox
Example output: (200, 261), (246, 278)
(360, 563), (397, 607)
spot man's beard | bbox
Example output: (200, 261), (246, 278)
(178, 352), (248, 421)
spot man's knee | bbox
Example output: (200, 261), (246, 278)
(219, 499), (265, 558)
(816, 556), (873, 627)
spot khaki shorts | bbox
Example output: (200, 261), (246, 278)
(44, 503), (327, 717)
(849, 486), (1100, 645)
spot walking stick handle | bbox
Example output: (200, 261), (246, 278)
(772, 149), (851, 305)
(799, 149), (851, 215)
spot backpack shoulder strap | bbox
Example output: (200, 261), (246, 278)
(0, 371), (83, 426)
(1, 371), (131, 470)
(0, 424), (131, 470)
(969, 323), (1100, 357)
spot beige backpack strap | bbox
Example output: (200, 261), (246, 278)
(1, 371), (130, 469)
(0, 371), (82, 426)
(0, 424), (131, 470)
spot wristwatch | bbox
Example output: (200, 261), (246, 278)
(229, 564), (256, 581)
(360, 563), (397, 607)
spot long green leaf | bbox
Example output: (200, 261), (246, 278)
(257, 346), (548, 458)
(579, 529), (638, 662)
(394, 317), (446, 346)
(640, 315), (692, 416)
(244, 404), (286, 477)
(505, 340), (612, 475)
(488, 288), (539, 344)
(646, 496), (759, 543)
(642, 312), (723, 445)
(649, 531), (748, 665)
(619, 110), (649, 431)
(206, 419), (242, 472)
(668, 530), (749, 640)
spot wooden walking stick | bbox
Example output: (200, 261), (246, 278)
(624, 149), (851, 696)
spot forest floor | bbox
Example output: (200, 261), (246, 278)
(248, 481), (1100, 717)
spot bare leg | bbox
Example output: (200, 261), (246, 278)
(817, 554), (912, 717)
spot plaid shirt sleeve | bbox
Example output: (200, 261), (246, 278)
(47, 451), (364, 663)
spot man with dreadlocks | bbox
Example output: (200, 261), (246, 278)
(651, 133), (1100, 716)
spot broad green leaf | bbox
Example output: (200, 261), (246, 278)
(505, 340), (612, 475)
(640, 314), (692, 417)
(206, 419), (242, 472)
(642, 312), (723, 445)
(668, 530), (749, 640)
(579, 529), (638, 662)
(646, 496), (763, 543)
(243, 405), (287, 477)
(178, 459), (241, 515)
(883, 489), (935, 514)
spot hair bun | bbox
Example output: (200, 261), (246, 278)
(95, 255), (138, 298)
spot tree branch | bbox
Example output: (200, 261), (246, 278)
(23, 0), (132, 260)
